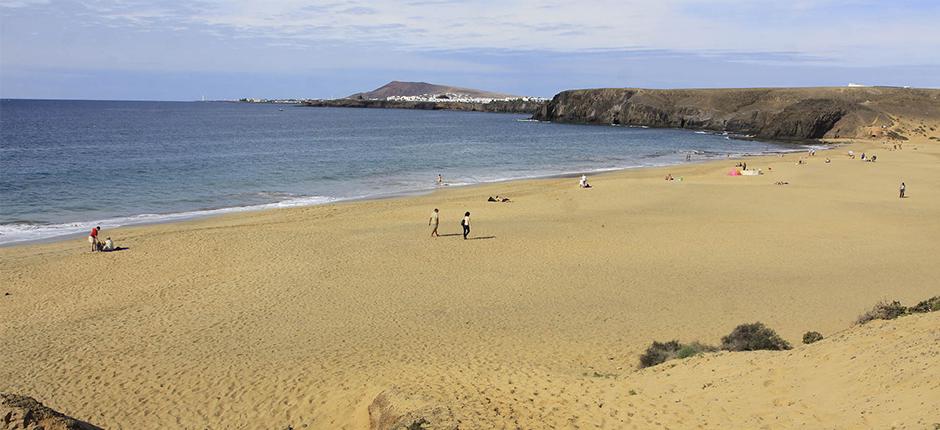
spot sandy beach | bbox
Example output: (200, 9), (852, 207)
(2, 133), (939, 429)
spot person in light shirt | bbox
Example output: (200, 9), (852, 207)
(461, 212), (471, 240)
(429, 208), (440, 237)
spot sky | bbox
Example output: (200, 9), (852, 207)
(1, 0), (939, 100)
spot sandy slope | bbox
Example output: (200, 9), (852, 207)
(2, 131), (938, 429)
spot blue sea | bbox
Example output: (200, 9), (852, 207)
(0, 99), (814, 245)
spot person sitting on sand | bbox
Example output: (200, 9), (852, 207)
(825, 157), (831, 163)
(429, 208), (440, 237)
(870, 154), (877, 162)
(848, 150), (855, 159)
(860, 152), (866, 160)
(665, 174), (674, 181)
(102, 237), (115, 252)
(579, 175), (591, 188)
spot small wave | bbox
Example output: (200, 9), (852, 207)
(0, 195), (335, 245)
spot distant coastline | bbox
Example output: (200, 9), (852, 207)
(299, 97), (544, 115)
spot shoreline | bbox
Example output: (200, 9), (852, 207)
(0, 139), (823, 248)
(2, 133), (937, 428)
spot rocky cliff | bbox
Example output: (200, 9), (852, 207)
(533, 87), (940, 140)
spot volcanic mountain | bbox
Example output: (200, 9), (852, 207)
(347, 81), (516, 100)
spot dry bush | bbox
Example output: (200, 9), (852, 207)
(720, 322), (791, 351)
(639, 340), (718, 368)
(802, 331), (824, 344)
(910, 296), (940, 313)
(856, 300), (908, 324)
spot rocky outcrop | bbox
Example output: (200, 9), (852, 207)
(303, 98), (543, 115)
(1, 393), (102, 430)
(533, 87), (940, 140)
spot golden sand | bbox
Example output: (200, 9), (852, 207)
(2, 133), (938, 429)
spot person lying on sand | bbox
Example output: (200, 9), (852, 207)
(775, 181), (789, 185)
(488, 196), (511, 202)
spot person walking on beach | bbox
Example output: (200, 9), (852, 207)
(461, 211), (471, 240)
(88, 226), (100, 252)
(429, 208), (440, 237)
(899, 182), (906, 198)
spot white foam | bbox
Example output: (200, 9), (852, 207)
(0, 195), (335, 245)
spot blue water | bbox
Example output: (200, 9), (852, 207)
(0, 99), (812, 244)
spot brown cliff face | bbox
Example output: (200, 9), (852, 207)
(533, 87), (940, 140)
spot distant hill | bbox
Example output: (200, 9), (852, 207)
(347, 81), (516, 100)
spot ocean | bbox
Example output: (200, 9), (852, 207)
(0, 99), (814, 245)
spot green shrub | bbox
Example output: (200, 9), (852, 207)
(639, 340), (718, 368)
(910, 296), (940, 313)
(677, 342), (719, 359)
(802, 331), (824, 344)
(720, 322), (791, 351)
(856, 301), (908, 324)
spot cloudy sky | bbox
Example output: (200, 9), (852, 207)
(2, 0), (938, 100)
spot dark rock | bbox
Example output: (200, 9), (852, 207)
(1, 393), (102, 430)
(533, 87), (940, 141)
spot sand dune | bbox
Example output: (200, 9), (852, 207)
(2, 129), (938, 428)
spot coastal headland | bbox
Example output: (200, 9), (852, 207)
(303, 85), (940, 142)
(534, 86), (940, 140)
(2, 124), (938, 427)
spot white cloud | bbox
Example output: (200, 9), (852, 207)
(0, 0), (49, 7)
(6, 0), (940, 67)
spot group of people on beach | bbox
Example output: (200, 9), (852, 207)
(87, 226), (115, 252)
(429, 209), (472, 239)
